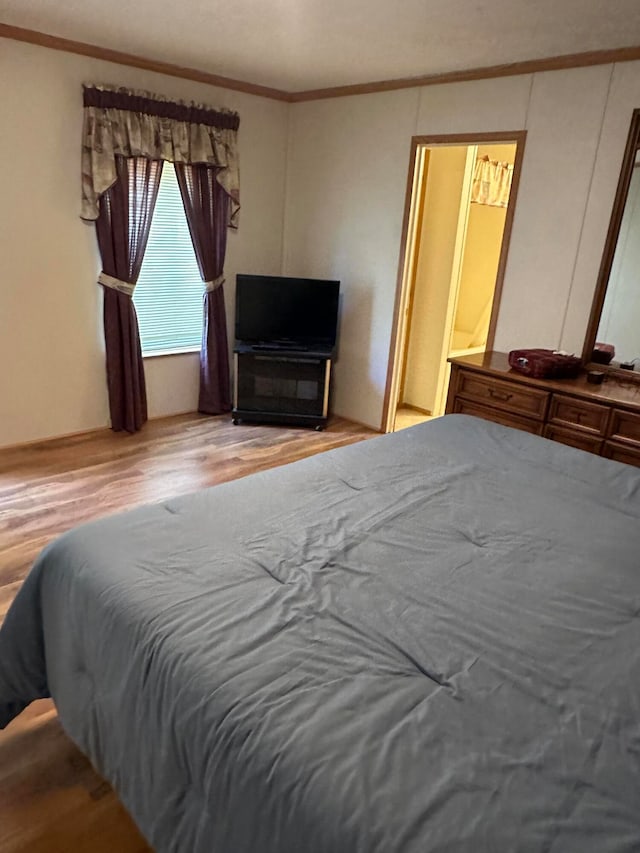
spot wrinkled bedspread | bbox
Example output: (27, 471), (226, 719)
(2, 415), (640, 852)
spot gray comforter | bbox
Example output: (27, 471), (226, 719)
(1, 415), (640, 852)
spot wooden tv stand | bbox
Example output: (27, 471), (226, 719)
(446, 351), (640, 467)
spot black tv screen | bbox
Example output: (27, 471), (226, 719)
(235, 274), (340, 348)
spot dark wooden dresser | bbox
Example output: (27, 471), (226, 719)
(446, 352), (640, 467)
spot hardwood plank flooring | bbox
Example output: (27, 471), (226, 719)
(0, 413), (376, 852)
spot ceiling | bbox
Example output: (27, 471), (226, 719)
(4, 0), (640, 94)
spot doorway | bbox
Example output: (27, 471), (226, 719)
(384, 132), (526, 433)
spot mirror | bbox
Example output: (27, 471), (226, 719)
(583, 109), (640, 376)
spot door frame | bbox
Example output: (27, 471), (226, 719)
(381, 130), (528, 433)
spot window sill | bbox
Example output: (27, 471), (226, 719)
(142, 346), (201, 359)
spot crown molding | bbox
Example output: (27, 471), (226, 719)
(3, 23), (640, 104)
(290, 45), (640, 101)
(0, 23), (292, 102)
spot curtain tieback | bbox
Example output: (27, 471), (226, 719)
(98, 272), (135, 296)
(204, 274), (225, 293)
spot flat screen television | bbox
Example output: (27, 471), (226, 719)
(235, 274), (340, 350)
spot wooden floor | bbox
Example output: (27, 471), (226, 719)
(0, 413), (376, 852)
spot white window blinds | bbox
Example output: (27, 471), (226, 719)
(133, 164), (204, 355)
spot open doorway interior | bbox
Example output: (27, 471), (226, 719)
(390, 139), (519, 432)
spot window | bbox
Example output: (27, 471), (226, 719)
(133, 164), (204, 356)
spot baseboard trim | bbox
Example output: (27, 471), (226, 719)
(331, 413), (383, 434)
(397, 403), (432, 416)
(0, 410), (208, 453)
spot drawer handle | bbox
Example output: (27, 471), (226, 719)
(488, 388), (513, 402)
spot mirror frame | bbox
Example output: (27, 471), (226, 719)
(582, 108), (640, 379)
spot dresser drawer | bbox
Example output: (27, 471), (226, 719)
(452, 399), (543, 435)
(543, 425), (603, 454)
(455, 371), (549, 420)
(603, 440), (640, 467)
(609, 409), (640, 446)
(447, 354), (640, 468)
(548, 394), (609, 435)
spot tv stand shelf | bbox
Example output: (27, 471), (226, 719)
(232, 346), (333, 430)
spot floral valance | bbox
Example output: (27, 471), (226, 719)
(81, 85), (240, 227)
(470, 156), (513, 208)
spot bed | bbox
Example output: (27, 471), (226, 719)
(1, 414), (640, 852)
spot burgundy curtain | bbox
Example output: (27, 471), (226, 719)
(96, 156), (163, 432)
(175, 163), (231, 414)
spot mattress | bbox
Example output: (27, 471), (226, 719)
(1, 414), (640, 852)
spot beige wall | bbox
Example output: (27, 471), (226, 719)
(4, 38), (640, 442)
(561, 61), (640, 354)
(0, 39), (288, 448)
(454, 143), (514, 339)
(282, 89), (421, 429)
(455, 204), (506, 340)
(284, 64), (640, 430)
(403, 147), (468, 412)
